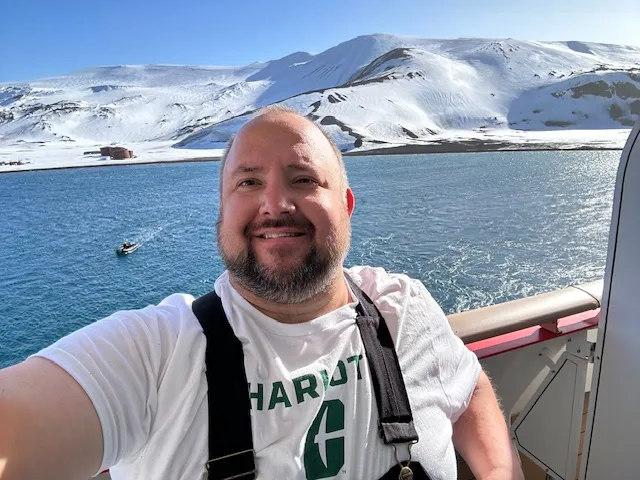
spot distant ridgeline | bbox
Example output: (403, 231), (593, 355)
(1, 35), (639, 151)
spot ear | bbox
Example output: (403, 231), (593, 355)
(345, 187), (355, 217)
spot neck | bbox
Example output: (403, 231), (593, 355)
(229, 270), (351, 324)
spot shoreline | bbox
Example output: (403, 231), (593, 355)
(0, 141), (624, 175)
(343, 139), (624, 156)
(0, 156), (222, 174)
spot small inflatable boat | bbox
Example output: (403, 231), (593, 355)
(116, 242), (140, 255)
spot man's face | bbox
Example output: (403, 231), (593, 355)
(216, 113), (355, 304)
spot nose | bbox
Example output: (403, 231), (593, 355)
(259, 181), (296, 216)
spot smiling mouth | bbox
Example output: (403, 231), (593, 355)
(258, 232), (305, 239)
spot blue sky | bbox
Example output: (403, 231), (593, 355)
(1, 0), (639, 83)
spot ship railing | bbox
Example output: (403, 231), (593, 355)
(449, 279), (603, 480)
(449, 280), (602, 345)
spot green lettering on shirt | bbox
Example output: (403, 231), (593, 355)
(293, 374), (320, 404)
(347, 354), (363, 380)
(319, 370), (330, 391)
(268, 381), (292, 410)
(329, 360), (347, 387)
(251, 353), (365, 411)
(248, 382), (264, 411)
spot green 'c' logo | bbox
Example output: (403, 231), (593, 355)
(303, 399), (345, 479)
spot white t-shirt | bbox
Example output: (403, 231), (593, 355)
(34, 265), (481, 480)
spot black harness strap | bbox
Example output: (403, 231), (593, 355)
(192, 290), (256, 480)
(344, 275), (419, 445)
(191, 274), (419, 478)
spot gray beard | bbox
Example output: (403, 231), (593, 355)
(218, 235), (344, 305)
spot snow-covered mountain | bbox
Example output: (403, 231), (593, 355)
(1, 34), (639, 152)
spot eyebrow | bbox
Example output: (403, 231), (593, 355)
(229, 163), (316, 178)
(286, 163), (316, 174)
(229, 165), (266, 178)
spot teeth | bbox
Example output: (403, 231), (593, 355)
(262, 233), (302, 239)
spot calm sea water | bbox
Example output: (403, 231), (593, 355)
(0, 151), (619, 368)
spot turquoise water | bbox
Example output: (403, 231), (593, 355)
(0, 150), (620, 368)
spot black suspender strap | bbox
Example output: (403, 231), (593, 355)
(345, 275), (420, 445)
(192, 291), (256, 480)
(191, 274), (419, 478)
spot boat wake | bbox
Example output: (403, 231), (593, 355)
(126, 220), (179, 247)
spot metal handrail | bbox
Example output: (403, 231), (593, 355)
(448, 280), (603, 344)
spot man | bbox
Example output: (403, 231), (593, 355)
(0, 107), (523, 480)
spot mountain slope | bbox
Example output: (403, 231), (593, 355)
(1, 34), (639, 151)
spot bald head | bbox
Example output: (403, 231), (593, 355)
(219, 107), (348, 195)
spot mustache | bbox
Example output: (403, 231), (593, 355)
(245, 216), (314, 236)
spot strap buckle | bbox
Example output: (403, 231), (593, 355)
(392, 441), (418, 480)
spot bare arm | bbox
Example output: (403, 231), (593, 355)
(0, 357), (103, 480)
(452, 370), (524, 480)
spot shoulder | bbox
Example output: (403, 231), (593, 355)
(344, 265), (443, 339)
(344, 265), (436, 307)
(33, 292), (204, 380)
(147, 293), (198, 330)
(345, 267), (480, 419)
(109, 293), (198, 334)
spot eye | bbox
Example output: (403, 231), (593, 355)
(294, 177), (318, 185)
(238, 179), (259, 188)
